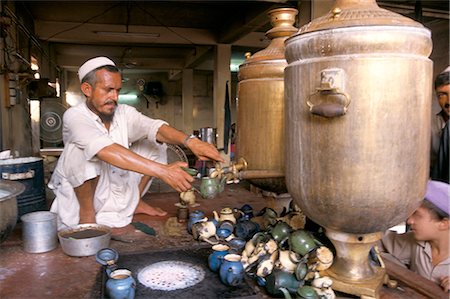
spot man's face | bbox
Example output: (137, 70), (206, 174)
(82, 69), (122, 119)
(406, 206), (441, 241)
(436, 83), (450, 117)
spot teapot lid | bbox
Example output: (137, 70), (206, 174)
(96, 247), (119, 266)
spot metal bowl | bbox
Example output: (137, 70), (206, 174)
(58, 223), (111, 257)
(0, 180), (25, 243)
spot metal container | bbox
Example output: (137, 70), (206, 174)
(236, 7), (298, 193)
(199, 127), (217, 146)
(0, 180), (25, 243)
(0, 157), (46, 218)
(21, 211), (57, 253)
(284, 0), (432, 295)
(58, 223), (111, 257)
(285, 0), (432, 233)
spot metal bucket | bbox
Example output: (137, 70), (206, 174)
(21, 211), (57, 253)
(0, 157), (46, 218)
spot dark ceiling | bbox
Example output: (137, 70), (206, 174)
(10, 0), (450, 74)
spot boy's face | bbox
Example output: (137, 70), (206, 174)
(406, 206), (442, 241)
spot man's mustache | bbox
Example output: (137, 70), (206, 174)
(104, 100), (117, 106)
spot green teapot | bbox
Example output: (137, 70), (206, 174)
(199, 176), (227, 199)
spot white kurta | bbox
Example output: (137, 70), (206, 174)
(49, 102), (167, 229)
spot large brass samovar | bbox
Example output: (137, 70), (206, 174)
(236, 7), (298, 193)
(284, 0), (432, 297)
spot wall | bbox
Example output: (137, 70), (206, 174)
(64, 69), (216, 135)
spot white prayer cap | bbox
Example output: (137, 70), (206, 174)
(443, 66), (450, 73)
(78, 56), (116, 82)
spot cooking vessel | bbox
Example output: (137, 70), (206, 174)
(0, 179), (25, 243)
(284, 0), (432, 234)
(236, 8), (298, 193)
(284, 0), (432, 295)
(58, 223), (111, 257)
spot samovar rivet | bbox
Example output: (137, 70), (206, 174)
(332, 7), (342, 17)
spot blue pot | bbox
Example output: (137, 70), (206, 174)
(187, 210), (206, 234)
(219, 254), (244, 286)
(106, 269), (136, 299)
(235, 220), (260, 240)
(216, 227), (233, 240)
(208, 244), (230, 272)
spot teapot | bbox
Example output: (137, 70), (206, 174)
(187, 210), (206, 234)
(289, 229), (319, 256)
(265, 269), (303, 297)
(192, 220), (217, 241)
(213, 207), (236, 224)
(219, 254), (245, 287)
(106, 269), (136, 299)
(199, 176), (227, 199)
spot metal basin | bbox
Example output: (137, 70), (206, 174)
(58, 223), (111, 257)
(0, 180), (25, 243)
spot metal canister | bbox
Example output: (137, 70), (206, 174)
(236, 7), (298, 193)
(199, 127), (217, 146)
(284, 0), (432, 234)
(21, 211), (57, 253)
(284, 0), (433, 292)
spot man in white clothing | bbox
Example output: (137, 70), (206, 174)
(49, 57), (223, 229)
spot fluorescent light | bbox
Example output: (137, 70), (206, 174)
(94, 31), (160, 38)
(119, 94), (138, 103)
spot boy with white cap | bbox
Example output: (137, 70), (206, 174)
(379, 180), (450, 292)
(49, 56), (223, 229)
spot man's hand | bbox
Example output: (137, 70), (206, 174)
(440, 276), (449, 292)
(186, 138), (224, 163)
(158, 161), (195, 192)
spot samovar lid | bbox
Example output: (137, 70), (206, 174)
(242, 7), (298, 64)
(298, 0), (423, 35)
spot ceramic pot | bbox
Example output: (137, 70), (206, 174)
(213, 207), (237, 224)
(240, 204), (254, 220)
(289, 230), (318, 256)
(216, 227), (233, 240)
(208, 244), (230, 272)
(235, 220), (260, 240)
(278, 250), (299, 273)
(187, 210), (206, 234)
(270, 221), (292, 244)
(297, 285), (319, 299)
(200, 177), (220, 199)
(192, 221), (216, 240)
(106, 269), (136, 299)
(227, 237), (247, 254)
(219, 254), (245, 286)
(265, 269), (303, 296)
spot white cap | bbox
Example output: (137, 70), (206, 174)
(78, 56), (116, 82)
(443, 66), (450, 73)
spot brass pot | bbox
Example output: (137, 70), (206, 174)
(284, 0), (432, 234)
(236, 7), (298, 193)
(284, 0), (432, 295)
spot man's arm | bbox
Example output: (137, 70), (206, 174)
(96, 143), (193, 192)
(155, 124), (224, 163)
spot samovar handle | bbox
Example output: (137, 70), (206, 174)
(306, 87), (351, 118)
